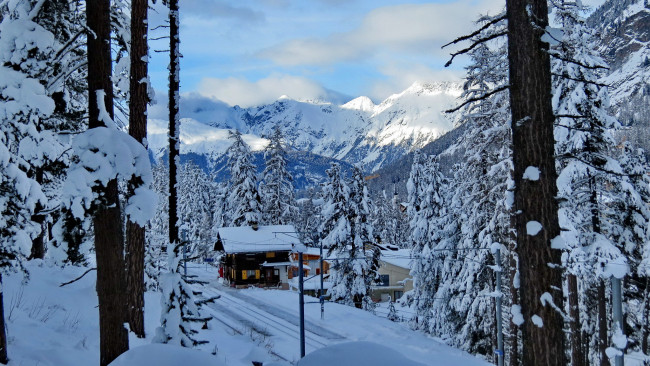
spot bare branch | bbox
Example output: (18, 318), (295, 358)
(60, 268), (97, 287)
(441, 15), (507, 49)
(445, 84), (509, 113)
(444, 31), (508, 67)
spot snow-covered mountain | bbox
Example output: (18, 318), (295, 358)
(588, 0), (650, 108)
(149, 81), (462, 174)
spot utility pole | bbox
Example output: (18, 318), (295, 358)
(612, 277), (625, 366)
(495, 248), (504, 366)
(299, 252), (305, 358)
(320, 240), (324, 320)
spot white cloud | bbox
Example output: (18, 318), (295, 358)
(196, 74), (334, 107)
(259, 0), (504, 66)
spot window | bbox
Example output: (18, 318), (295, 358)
(274, 269), (279, 276)
(394, 291), (404, 300)
(266, 251), (275, 258)
(378, 274), (389, 286)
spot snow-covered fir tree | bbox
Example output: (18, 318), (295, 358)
(0, 0), (56, 273)
(349, 167), (380, 311)
(260, 126), (297, 225)
(146, 163), (170, 290)
(178, 161), (214, 258)
(405, 154), (445, 332)
(550, 1), (650, 361)
(320, 163), (367, 309)
(153, 243), (211, 347)
(226, 130), (262, 227)
(434, 32), (512, 357)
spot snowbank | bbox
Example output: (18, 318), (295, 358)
(109, 344), (225, 366)
(297, 341), (425, 366)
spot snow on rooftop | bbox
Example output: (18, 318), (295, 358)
(381, 248), (412, 269)
(216, 225), (305, 254)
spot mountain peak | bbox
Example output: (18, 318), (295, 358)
(341, 96), (376, 112)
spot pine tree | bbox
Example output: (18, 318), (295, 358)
(506, 0), (565, 361)
(349, 167), (379, 311)
(178, 161), (214, 257)
(260, 126), (297, 225)
(436, 23), (513, 357)
(153, 243), (212, 347)
(406, 155), (447, 333)
(86, 0), (129, 363)
(125, 0), (150, 338)
(550, 2), (649, 362)
(146, 163), (170, 291)
(226, 130), (262, 227)
(320, 163), (363, 308)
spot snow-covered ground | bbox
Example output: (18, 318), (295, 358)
(3, 261), (491, 365)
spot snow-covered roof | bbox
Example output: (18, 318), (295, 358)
(380, 249), (412, 269)
(216, 225), (305, 254)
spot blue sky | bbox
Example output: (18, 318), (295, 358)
(147, 0), (604, 107)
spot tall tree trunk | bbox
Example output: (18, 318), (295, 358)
(567, 274), (584, 366)
(0, 274), (8, 364)
(30, 170), (46, 259)
(168, 0), (180, 249)
(505, 0), (565, 364)
(598, 280), (608, 366)
(508, 233), (520, 366)
(587, 175), (608, 366)
(125, 0), (149, 339)
(642, 278), (649, 354)
(87, 2), (129, 364)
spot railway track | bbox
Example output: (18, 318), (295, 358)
(201, 286), (339, 360)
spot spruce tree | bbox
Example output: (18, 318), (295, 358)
(153, 243), (212, 347)
(226, 130), (262, 227)
(349, 167), (379, 311)
(260, 126), (297, 225)
(320, 163), (365, 308)
(0, 2), (56, 357)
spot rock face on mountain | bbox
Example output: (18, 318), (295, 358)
(204, 81), (462, 172)
(588, 0), (650, 109)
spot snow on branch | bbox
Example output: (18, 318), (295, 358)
(62, 127), (157, 225)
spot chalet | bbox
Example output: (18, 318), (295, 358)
(288, 247), (332, 297)
(371, 246), (413, 302)
(214, 225), (305, 289)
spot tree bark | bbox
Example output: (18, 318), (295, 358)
(567, 274), (584, 366)
(0, 274), (8, 364)
(508, 230), (520, 366)
(168, 0), (180, 249)
(505, 0), (565, 364)
(87, 2), (129, 364)
(125, 0), (149, 339)
(598, 280), (608, 366)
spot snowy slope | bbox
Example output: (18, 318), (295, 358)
(3, 262), (499, 366)
(589, 0), (650, 107)
(155, 81), (462, 173)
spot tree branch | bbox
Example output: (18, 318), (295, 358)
(60, 268), (97, 287)
(441, 15), (507, 49)
(445, 31), (508, 67)
(551, 73), (610, 87)
(445, 84), (509, 113)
